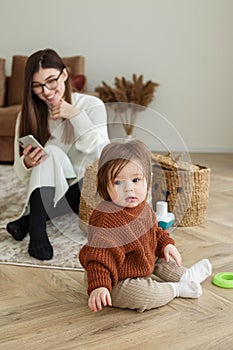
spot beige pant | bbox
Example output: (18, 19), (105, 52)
(110, 258), (186, 312)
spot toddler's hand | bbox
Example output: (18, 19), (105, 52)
(88, 287), (112, 312)
(164, 244), (182, 267)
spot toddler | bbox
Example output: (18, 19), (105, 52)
(79, 140), (212, 312)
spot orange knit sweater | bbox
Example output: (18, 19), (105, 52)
(79, 200), (175, 295)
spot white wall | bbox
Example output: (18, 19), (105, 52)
(0, 0), (232, 152)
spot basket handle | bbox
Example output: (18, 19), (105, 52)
(154, 183), (183, 202)
(162, 190), (170, 201)
(161, 187), (182, 201)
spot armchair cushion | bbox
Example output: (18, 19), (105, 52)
(0, 58), (6, 107)
(62, 56), (85, 77)
(0, 105), (21, 136)
(6, 55), (28, 106)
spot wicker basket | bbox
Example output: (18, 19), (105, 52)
(79, 159), (101, 232)
(79, 153), (211, 230)
(152, 153), (211, 226)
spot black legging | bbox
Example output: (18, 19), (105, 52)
(45, 179), (83, 220)
(6, 179), (83, 251)
(28, 181), (83, 260)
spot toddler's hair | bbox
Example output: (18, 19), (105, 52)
(97, 140), (151, 201)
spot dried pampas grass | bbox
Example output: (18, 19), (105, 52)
(95, 74), (159, 106)
(95, 74), (159, 135)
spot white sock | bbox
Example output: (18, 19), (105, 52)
(180, 259), (212, 284)
(170, 281), (203, 299)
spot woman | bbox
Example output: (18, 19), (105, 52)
(6, 48), (110, 261)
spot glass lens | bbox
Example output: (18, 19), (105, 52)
(32, 84), (43, 94)
(46, 79), (58, 90)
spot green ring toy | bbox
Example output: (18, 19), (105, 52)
(212, 272), (233, 289)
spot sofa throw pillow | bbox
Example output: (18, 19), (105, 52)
(0, 58), (6, 107)
(71, 74), (86, 91)
(7, 55), (28, 106)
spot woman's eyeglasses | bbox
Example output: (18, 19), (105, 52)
(32, 70), (63, 95)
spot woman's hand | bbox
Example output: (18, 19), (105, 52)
(164, 244), (182, 267)
(23, 145), (47, 169)
(51, 99), (79, 120)
(88, 287), (112, 312)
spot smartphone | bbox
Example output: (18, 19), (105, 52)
(18, 135), (47, 155)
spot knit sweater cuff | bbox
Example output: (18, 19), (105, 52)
(86, 262), (113, 295)
(156, 234), (175, 258)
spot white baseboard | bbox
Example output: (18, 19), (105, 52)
(186, 146), (233, 153)
(149, 144), (233, 154)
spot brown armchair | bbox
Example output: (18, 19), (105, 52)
(0, 55), (91, 162)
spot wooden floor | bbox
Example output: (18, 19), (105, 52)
(0, 153), (233, 350)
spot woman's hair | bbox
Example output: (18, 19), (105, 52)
(19, 48), (73, 150)
(97, 140), (152, 201)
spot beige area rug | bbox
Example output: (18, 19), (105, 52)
(0, 164), (87, 270)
